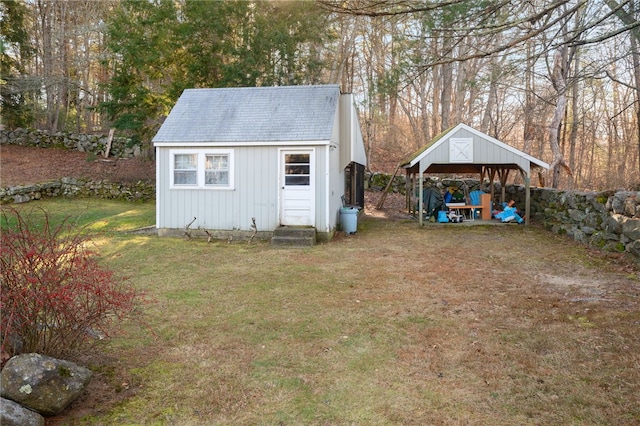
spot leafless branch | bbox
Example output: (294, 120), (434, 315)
(248, 217), (257, 244)
(569, 20), (640, 47)
(184, 217), (196, 240)
(316, 0), (467, 17)
(606, 70), (639, 90)
(412, 1), (584, 68)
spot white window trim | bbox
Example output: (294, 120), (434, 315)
(170, 149), (234, 190)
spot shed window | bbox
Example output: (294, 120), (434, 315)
(174, 154), (197, 185)
(170, 150), (234, 189)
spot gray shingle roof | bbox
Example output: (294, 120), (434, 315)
(153, 85), (340, 144)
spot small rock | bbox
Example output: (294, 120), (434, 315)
(0, 397), (45, 426)
(622, 218), (640, 241)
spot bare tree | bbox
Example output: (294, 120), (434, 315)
(605, 0), (640, 179)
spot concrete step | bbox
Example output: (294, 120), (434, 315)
(271, 226), (316, 247)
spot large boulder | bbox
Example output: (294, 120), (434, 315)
(1, 353), (92, 416)
(0, 397), (45, 426)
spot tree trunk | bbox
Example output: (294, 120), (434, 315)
(454, 58), (466, 125)
(605, 0), (640, 179)
(523, 38), (536, 155)
(440, 35), (453, 132)
(431, 39), (441, 135)
(548, 47), (570, 188)
(631, 35), (640, 181)
(568, 47), (580, 189)
(39, 0), (55, 130)
(481, 56), (499, 135)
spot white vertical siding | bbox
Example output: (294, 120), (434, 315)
(428, 139), (450, 164)
(157, 146), (280, 231)
(328, 121), (343, 232)
(314, 145), (330, 232)
(420, 127), (531, 174)
(238, 145), (279, 231)
(458, 128), (530, 171)
(339, 94), (367, 169)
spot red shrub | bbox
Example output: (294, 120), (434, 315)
(1, 207), (145, 362)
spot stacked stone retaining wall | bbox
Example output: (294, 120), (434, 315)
(1, 129), (153, 203)
(1, 178), (155, 204)
(0, 128), (143, 158)
(506, 185), (640, 258)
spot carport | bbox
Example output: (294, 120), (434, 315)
(400, 123), (549, 226)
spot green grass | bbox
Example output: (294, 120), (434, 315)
(1, 198), (155, 233)
(3, 199), (639, 425)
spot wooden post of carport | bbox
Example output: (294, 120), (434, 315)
(418, 170), (424, 226)
(480, 165), (490, 210)
(497, 167), (510, 205)
(520, 168), (531, 226)
(487, 167), (497, 207)
(406, 169), (419, 217)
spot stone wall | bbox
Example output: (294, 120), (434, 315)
(0, 128), (143, 158)
(0, 178), (155, 204)
(510, 186), (640, 258)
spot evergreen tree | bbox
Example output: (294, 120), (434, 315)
(101, 0), (332, 143)
(0, 0), (35, 128)
(100, 0), (179, 142)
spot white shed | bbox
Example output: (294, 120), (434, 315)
(152, 85), (367, 241)
(401, 123), (549, 225)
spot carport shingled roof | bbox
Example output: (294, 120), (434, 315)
(153, 85), (340, 144)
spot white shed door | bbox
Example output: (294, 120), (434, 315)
(280, 150), (314, 226)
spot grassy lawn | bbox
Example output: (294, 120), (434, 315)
(1, 198), (155, 233)
(4, 199), (639, 425)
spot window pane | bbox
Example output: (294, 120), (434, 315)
(175, 154), (197, 170)
(286, 165), (309, 175)
(206, 154), (228, 171)
(285, 154), (309, 164)
(205, 171), (229, 185)
(175, 171), (197, 185)
(285, 175), (310, 185)
(174, 154), (197, 185)
(205, 154), (229, 186)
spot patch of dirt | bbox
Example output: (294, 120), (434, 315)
(364, 190), (414, 220)
(0, 144), (155, 187)
(45, 352), (142, 426)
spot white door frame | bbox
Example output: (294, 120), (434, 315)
(279, 148), (315, 226)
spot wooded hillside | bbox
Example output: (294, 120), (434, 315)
(2, 0), (639, 190)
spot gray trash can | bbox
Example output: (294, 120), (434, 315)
(340, 207), (359, 234)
